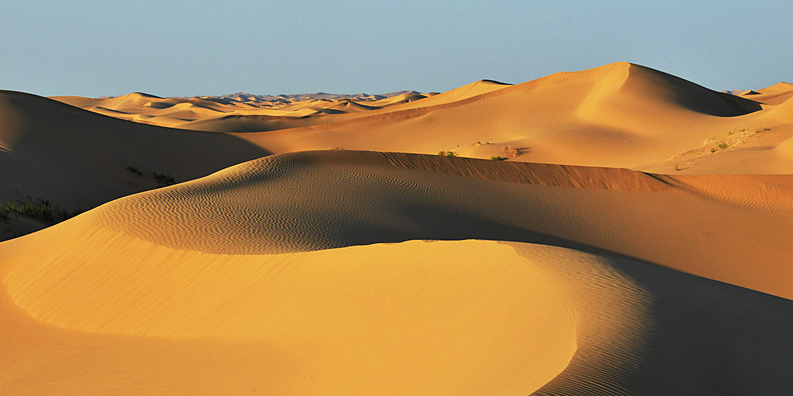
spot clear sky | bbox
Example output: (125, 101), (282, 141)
(1, 0), (790, 97)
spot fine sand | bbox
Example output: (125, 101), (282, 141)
(2, 62), (793, 395)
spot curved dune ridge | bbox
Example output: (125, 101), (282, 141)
(0, 236), (577, 395)
(1, 150), (792, 394)
(36, 61), (793, 176)
(76, 150), (793, 300)
(3, 62), (793, 394)
(225, 62), (789, 172)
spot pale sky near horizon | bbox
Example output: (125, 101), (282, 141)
(1, 1), (790, 97)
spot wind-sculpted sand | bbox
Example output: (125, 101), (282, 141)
(2, 62), (793, 395)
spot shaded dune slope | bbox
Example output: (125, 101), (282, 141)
(0, 90), (268, 215)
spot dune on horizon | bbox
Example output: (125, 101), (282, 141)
(2, 62), (793, 395)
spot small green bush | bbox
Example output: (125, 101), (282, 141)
(438, 151), (456, 157)
(490, 156), (506, 161)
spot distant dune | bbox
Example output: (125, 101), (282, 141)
(3, 62), (793, 395)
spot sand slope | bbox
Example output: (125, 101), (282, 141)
(4, 62), (793, 395)
(66, 150), (793, 299)
(1, 150), (791, 395)
(228, 63), (793, 173)
(51, 63), (793, 174)
(0, 90), (267, 238)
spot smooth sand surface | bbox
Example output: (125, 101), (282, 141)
(3, 62), (793, 394)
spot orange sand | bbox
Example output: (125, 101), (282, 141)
(2, 62), (793, 394)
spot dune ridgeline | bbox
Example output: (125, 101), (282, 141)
(2, 62), (793, 395)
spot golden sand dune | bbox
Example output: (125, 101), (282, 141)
(51, 62), (793, 174)
(742, 82), (793, 105)
(62, 150), (792, 299)
(226, 63), (792, 173)
(3, 62), (793, 394)
(53, 90), (433, 133)
(1, 150), (792, 394)
(0, 237), (575, 395)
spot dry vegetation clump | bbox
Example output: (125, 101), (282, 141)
(0, 198), (80, 224)
(703, 127), (769, 153)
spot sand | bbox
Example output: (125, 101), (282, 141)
(2, 62), (793, 394)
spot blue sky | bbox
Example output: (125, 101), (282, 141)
(1, 1), (790, 97)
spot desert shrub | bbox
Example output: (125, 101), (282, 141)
(0, 198), (79, 224)
(126, 166), (143, 176)
(491, 156), (506, 161)
(438, 151), (456, 157)
(152, 172), (175, 185)
(503, 145), (521, 157)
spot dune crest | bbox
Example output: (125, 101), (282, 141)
(34, 150), (785, 301)
(4, 62), (793, 394)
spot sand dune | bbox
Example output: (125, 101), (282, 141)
(51, 63), (793, 174)
(3, 62), (793, 395)
(67, 150), (793, 299)
(2, 150), (792, 394)
(225, 63), (792, 173)
(741, 82), (793, 105)
(52, 90), (430, 132)
(0, 90), (267, 238)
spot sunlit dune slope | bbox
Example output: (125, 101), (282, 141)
(0, 236), (576, 396)
(1, 150), (791, 395)
(50, 62), (793, 174)
(52, 90), (435, 133)
(56, 150), (793, 299)
(231, 62), (793, 173)
(741, 82), (793, 105)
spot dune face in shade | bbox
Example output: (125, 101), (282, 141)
(2, 62), (793, 395)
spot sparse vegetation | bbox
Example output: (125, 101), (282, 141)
(438, 151), (456, 157)
(503, 144), (522, 157)
(152, 172), (175, 185)
(704, 127), (770, 154)
(334, 147), (345, 150)
(0, 198), (81, 225)
(491, 156), (506, 161)
(129, 166), (176, 185)
(126, 166), (143, 176)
